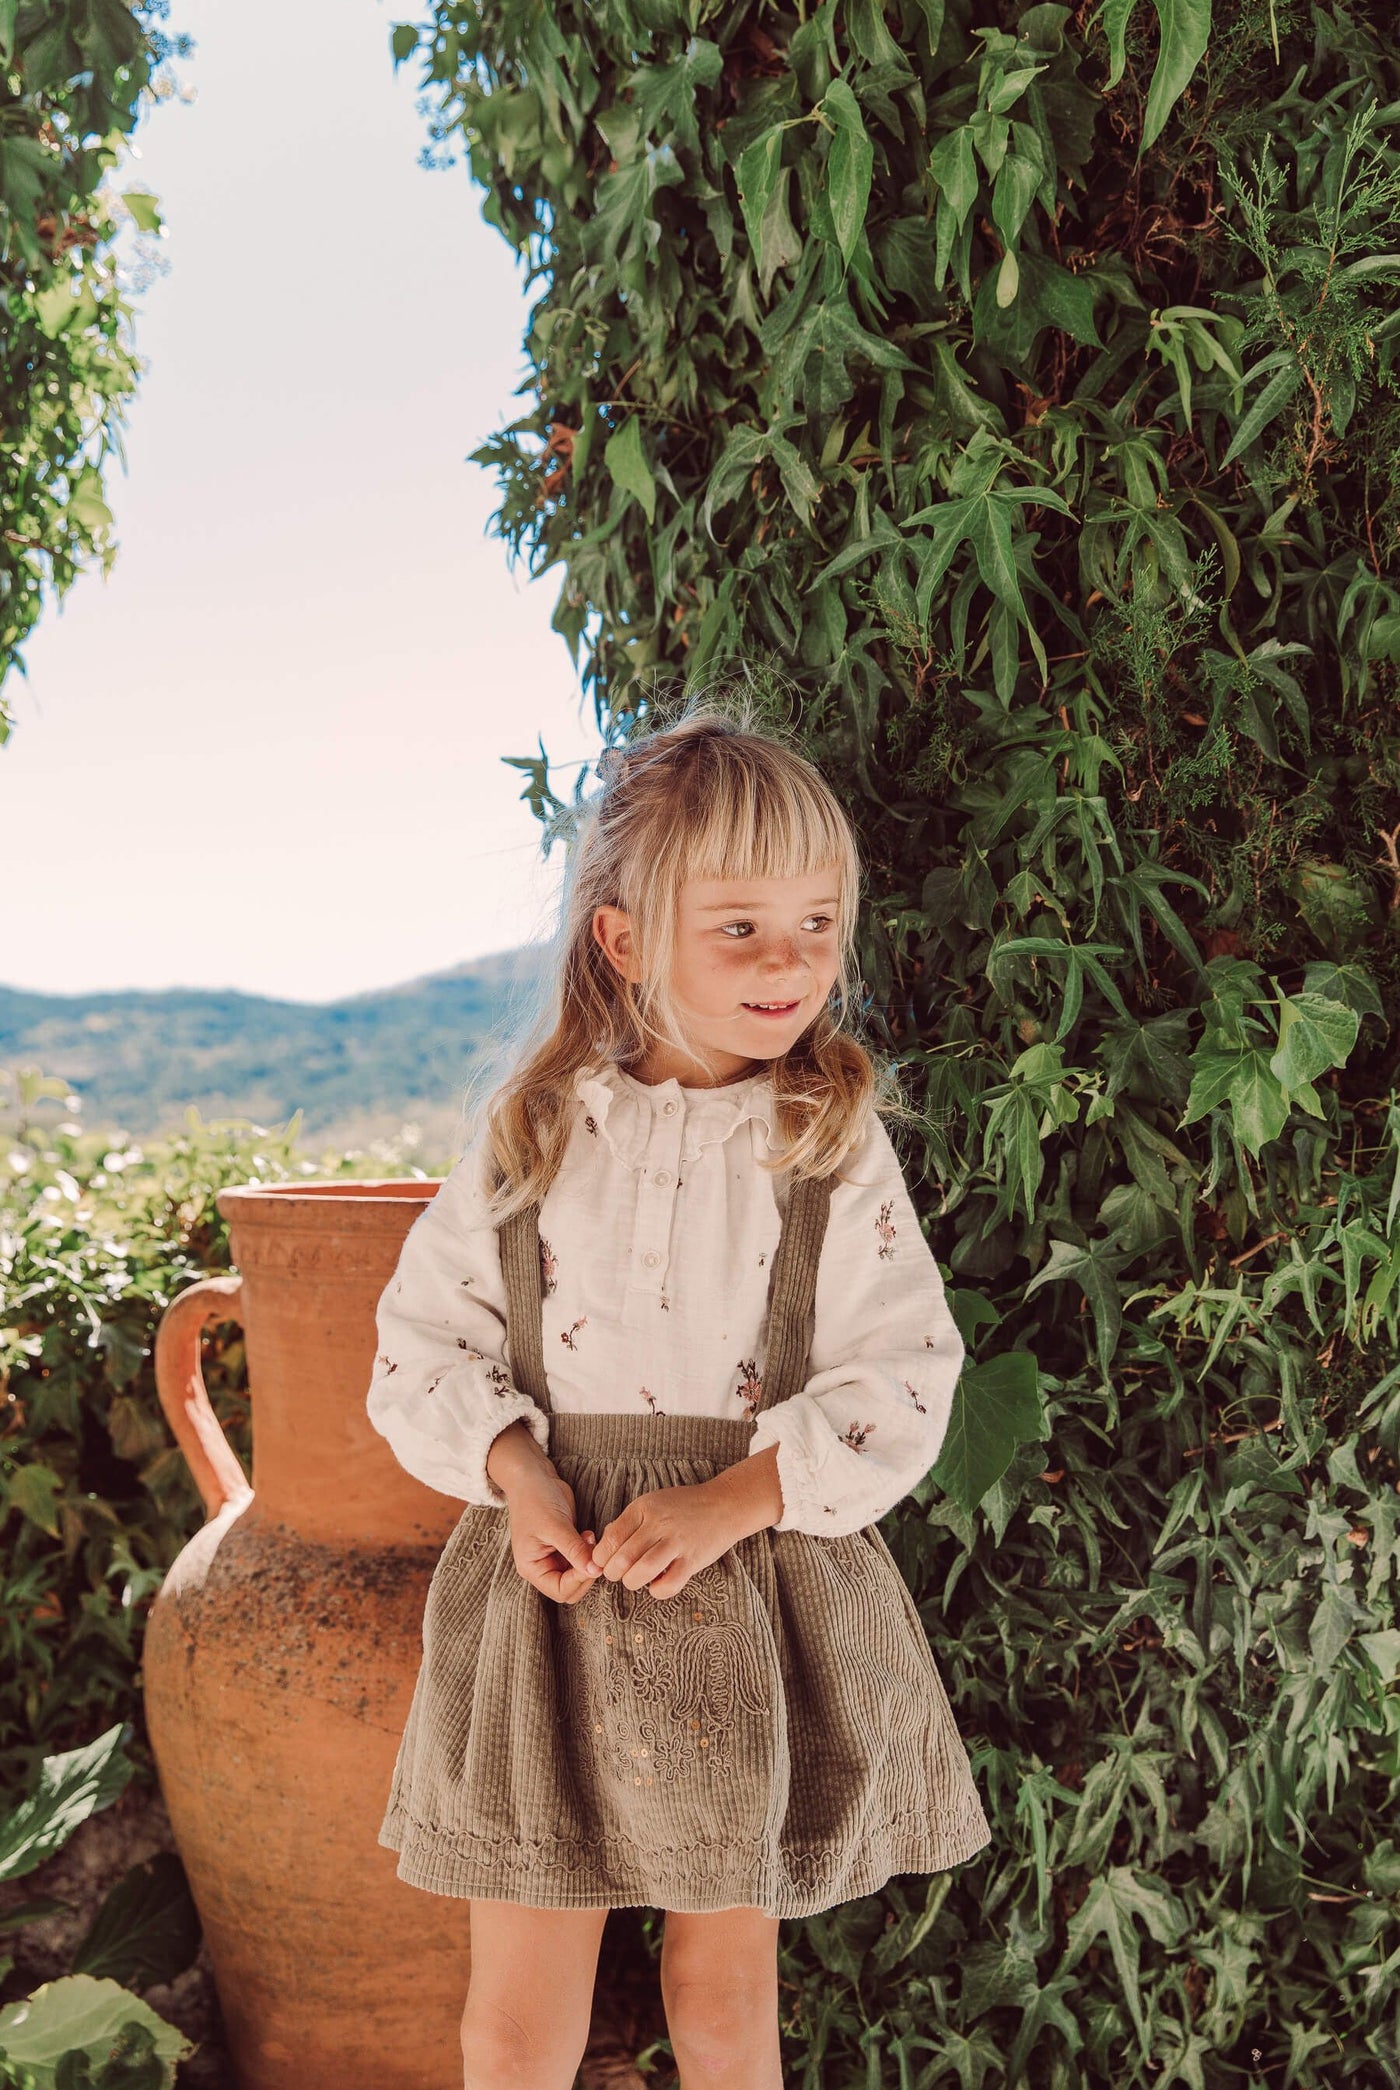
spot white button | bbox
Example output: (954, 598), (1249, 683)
(662, 1099), (678, 1115)
(642, 1250), (661, 1268)
(653, 1169), (672, 1187)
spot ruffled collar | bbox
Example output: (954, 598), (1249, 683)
(571, 1060), (776, 1171)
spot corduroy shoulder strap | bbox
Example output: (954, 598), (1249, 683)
(496, 1168), (837, 1419)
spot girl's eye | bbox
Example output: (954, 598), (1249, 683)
(719, 915), (835, 938)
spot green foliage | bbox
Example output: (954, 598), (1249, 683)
(0, 1089), (394, 1803)
(0, 1096), (445, 2066)
(394, 0), (1400, 2079)
(0, 1728), (198, 2088)
(0, 1), (186, 741)
(0, 1973), (190, 2089)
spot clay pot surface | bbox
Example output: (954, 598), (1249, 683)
(143, 1179), (472, 2090)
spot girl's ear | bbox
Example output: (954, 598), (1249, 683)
(593, 904), (640, 984)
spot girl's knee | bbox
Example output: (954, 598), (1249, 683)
(459, 1994), (585, 2090)
(660, 1968), (778, 2072)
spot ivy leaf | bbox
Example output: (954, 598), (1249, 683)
(1060, 1867), (1188, 2055)
(1270, 992), (1360, 1089)
(603, 416), (656, 525)
(931, 1349), (1044, 1511)
(1094, 0), (1211, 151)
(991, 151), (1041, 246)
(1301, 962), (1384, 1023)
(904, 483), (1073, 634)
(768, 431), (822, 527)
(4, 1460), (62, 1536)
(798, 294), (913, 414)
(630, 37), (723, 156)
(1142, 0), (1211, 149)
(1182, 1042), (1289, 1154)
(735, 128), (784, 282)
(0, 135), (51, 227)
(972, 248), (1103, 368)
(1024, 1238), (1126, 1378)
(928, 128), (978, 234)
(122, 189), (162, 234)
(821, 79), (874, 267)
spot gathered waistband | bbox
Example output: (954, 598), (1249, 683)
(546, 1410), (758, 1466)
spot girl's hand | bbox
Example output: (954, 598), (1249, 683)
(503, 1468), (604, 1606)
(587, 1477), (758, 1601)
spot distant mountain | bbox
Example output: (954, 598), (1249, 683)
(0, 945), (552, 1150)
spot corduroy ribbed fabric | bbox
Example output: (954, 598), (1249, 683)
(378, 1169), (992, 1915)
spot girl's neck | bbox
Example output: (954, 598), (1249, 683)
(621, 1052), (764, 1091)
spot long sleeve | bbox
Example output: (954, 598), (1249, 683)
(365, 1132), (551, 1506)
(747, 1113), (965, 1537)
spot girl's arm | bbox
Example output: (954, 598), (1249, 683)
(747, 1113), (965, 1537)
(365, 1133), (551, 1506)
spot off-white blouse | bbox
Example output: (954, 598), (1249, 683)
(365, 1061), (966, 1537)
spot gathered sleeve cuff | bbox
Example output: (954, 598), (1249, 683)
(747, 1113), (964, 1536)
(365, 1135), (550, 1507)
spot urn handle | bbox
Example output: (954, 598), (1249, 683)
(153, 1275), (255, 1522)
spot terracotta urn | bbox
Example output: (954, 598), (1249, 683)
(142, 1179), (471, 2090)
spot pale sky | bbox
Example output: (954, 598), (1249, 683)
(1, 0), (599, 1003)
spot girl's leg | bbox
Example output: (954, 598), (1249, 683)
(460, 1898), (610, 2090)
(659, 1905), (783, 2089)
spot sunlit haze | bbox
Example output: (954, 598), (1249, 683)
(1, 0), (597, 1004)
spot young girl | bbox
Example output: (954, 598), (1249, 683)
(366, 702), (992, 2089)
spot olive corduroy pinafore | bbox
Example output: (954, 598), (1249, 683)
(377, 1168), (993, 1917)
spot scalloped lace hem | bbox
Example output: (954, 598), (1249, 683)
(377, 1796), (993, 1917)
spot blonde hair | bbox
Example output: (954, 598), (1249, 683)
(462, 688), (917, 1223)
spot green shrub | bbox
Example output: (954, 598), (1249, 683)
(0, 1), (189, 738)
(390, 0), (1400, 2079)
(0, 1075), (405, 1801)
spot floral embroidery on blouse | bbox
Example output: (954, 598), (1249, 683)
(734, 1358), (763, 1420)
(365, 1068), (970, 1530)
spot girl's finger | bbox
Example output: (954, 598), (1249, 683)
(594, 1505), (643, 1567)
(546, 1521), (598, 1577)
(618, 1538), (678, 1592)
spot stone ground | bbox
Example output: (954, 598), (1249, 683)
(0, 1777), (676, 2088)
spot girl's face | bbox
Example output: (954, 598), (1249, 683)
(593, 867), (844, 1087)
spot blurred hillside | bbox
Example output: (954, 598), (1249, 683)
(0, 944), (550, 1168)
